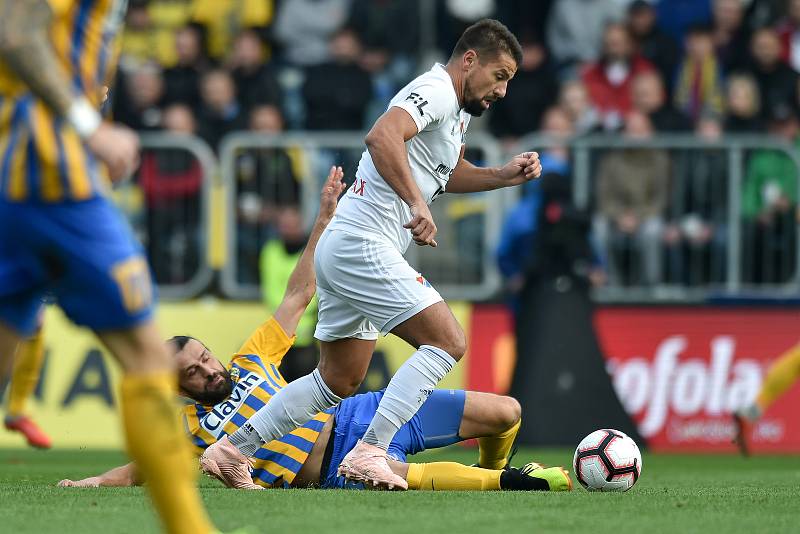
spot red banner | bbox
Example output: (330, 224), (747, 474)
(595, 307), (800, 452)
(467, 305), (800, 452)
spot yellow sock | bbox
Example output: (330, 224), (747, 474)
(7, 329), (46, 417)
(406, 462), (502, 490)
(121, 372), (214, 534)
(756, 344), (800, 412)
(478, 419), (520, 470)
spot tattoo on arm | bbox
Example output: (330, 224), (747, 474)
(0, 0), (76, 116)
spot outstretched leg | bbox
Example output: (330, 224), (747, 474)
(5, 326), (51, 449)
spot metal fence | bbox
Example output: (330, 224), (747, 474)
(511, 133), (800, 302)
(218, 131), (507, 301)
(118, 131), (800, 304)
(113, 133), (215, 300)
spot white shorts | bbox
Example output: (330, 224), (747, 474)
(313, 228), (443, 341)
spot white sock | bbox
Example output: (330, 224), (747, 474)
(362, 345), (456, 450)
(228, 368), (342, 457)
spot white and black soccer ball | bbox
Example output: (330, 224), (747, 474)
(573, 429), (642, 492)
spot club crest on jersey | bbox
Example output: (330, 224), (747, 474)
(416, 274), (431, 287)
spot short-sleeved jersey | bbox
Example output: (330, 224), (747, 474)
(328, 63), (471, 252)
(0, 0), (127, 203)
(182, 317), (332, 488)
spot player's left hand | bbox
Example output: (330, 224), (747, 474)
(318, 165), (346, 224)
(498, 152), (542, 186)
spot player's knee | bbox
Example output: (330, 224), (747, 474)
(435, 327), (467, 361)
(329, 378), (361, 398)
(319, 368), (363, 398)
(499, 396), (522, 429)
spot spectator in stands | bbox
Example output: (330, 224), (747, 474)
(113, 63), (165, 131)
(654, 0), (713, 43)
(742, 104), (800, 283)
(712, 0), (751, 72)
(626, 0), (681, 96)
(496, 107), (576, 303)
(581, 23), (655, 131)
(273, 0), (351, 66)
(303, 29), (373, 131)
(192, 0), (275, 61)
(558, 80), (601, 135)
(436, 0), (496, 56)
(139, 104), (203, 285)
(260, 204), (319, 382)
(724, 73), (765, 132)
(348, 0), (419, 74)
(162, 26), (207, 111)
(197, 69), (247, 150)
(746, 27), (800, 121)
(489, 38), (559, 144)
(496, 0), (554, 50)
(119, 0), (158, 69)
(547, 0), (628, 72)
(235, 105), (300, 286)
(673, 24), (726, 122)
(632, 71), (693, 132)
(663, 114), (729, 285)
(593, 111), (669, 286)
(348, 0), (420, 123)
(777, 0), (800, 72)
(229, 29), (282, 114)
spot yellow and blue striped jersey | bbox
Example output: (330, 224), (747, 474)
(183, 317), (331, 488)
(0, 0), (127, 203)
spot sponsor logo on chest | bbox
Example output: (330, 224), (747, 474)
(200, 372), (264, 438)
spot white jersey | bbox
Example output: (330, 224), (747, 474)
(328, 63), (471, 252)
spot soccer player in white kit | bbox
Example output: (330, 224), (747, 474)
(200, 19), (542, 490)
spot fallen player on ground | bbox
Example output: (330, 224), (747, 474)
(59, 167), (570, 492)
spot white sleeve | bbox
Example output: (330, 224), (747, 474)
(390, 80), (452, 133)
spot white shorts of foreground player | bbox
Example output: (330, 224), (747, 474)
(314, 228), (443, 341)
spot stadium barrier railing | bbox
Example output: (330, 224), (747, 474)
(509, 133), (800, 303)
(116, 132), (216, 300)
(218, 131), (506, 302)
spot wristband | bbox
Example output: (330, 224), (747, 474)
(66, 97), (102, 139)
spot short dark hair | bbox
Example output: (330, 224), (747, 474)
(450, 19), (523, 67)
(168, 335), (202, 354)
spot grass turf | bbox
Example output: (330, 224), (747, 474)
(0, 447), (798, 534)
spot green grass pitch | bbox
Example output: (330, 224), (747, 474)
(0, 447), (798, 533)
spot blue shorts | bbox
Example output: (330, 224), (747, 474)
(0, 197), (154, 336)
(321, 389), (466, 489)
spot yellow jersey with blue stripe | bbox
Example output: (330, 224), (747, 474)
(182, 317), (331, 488)
(0, 0), (127, 203)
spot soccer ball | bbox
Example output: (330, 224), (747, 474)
(573, 429), (642, 492)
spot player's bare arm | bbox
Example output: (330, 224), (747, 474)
(0, 1), (138, 181)
(365, 108), (439, 247)
(58, 463), (139, 488)
(447, 151), (543, 193)
(272, 166), (345, 336)
(0, 0), (73, 115)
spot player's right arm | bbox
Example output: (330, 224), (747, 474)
(365, 108), (438, 247)
(58, 462), (140, 488)
(272, 166), (346, 337)
(0, 0), (138, 181)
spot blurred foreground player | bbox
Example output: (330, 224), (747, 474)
(0, 1), (216, 533)
(60, 168), (572, 493)
(733, 343), (800, 455)
(3, 320), (50, 448)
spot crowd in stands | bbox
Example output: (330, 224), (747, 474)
(113, 0), (800, 295)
